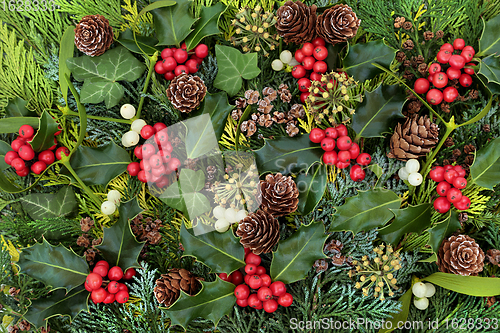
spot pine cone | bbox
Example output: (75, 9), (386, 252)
(276, 1), (317, 44)
(286, 122), (299, 137)
(74, 15), (113, 57)
(80, 217), (94, 232)
(437, 235), (485, 276)
(236, 209), (280, 255)
(154, 269), (202, 306)
(260, 173), (299, 216)
(387, 115), (439, 160)
(166, 74), (206, 113)
(486, 249), (500, 267)
(316, 4), (360, 45)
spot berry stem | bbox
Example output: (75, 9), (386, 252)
(63, 110), (133, 124)
(136, 51), (159, 119)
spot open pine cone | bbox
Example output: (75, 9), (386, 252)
(276, 1), (317, 44)
(74, 15), (113, 57)
(260, 173), (299, 217)
(166, 74), (207, 113)
(437, 235), (485, 276)
(387, 115), (439, 160)
(154, 268), (202, 306)
(236, 210), (280, 255)
(316, 5), (360, 45)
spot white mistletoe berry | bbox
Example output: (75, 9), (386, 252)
(101, 200), (116, 215)
(120, 104), (136, 119)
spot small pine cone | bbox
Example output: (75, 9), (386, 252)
(166, 74), (207, 113)
(286, 121), (299, 137)
(468, 89), (479, 99)
(396, 51), (406, 62)
(257, 113), (273, 127)
(324, 239), (343, 253)
(442, 159), (451, 166)
(486, 249), (500, 267)
(92, 238), (102, 246)
(437, 234), (485, 276)
(316, 4), (360, 45)
(483, 124), (491, 132)
(289, 103), (305, 118)
(235, 97), (247, 109)
(403, 39), (414, 50)
(423, 31), (434, 40)
(278, 84), (292, 103)
(272, 111), (288, 124)
(440, 102), (450, 113)
(259, 173), (299, 216)
(40, 325), (51, 333)
(331, 252), (346, 266)
(236, 210), (280, 255)
(402, 21), (413, 30)
(80, 217), (94, 232)
(231, 109), (242, 121)
(444, 137), (454, 147)
(263, 87), (278, 101)
(452, 149), (462, 158)
(402, 70), (414, 80)
(417, 63), (428, 76)
(77, 234), (90, 247)
(147, 231), (162, 245)
(394, 17), (405, 29)
(458, 212), (468, 224)
(258, 98), (273, 114)
(17, 320), (30, 331)
(313, 259), (328, 273)
(435, 30), (444, 38)
(276, 1), (317, 44)
(7, 325), (19, 333)
(154, 269), (203, 306)
(74, 15), (113, 57)
(487, 296), (497, 308)
(241, 120), (257, 137)
(84, 248), (96, 263)
(403, 60), (411, 67)
(406, 101), (422, 115)
(464, 144), (476, 154)
(245, 90), (260, 104)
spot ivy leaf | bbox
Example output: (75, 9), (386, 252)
(66, 46), (146, 108)
(180, 222), (245, 275)
(478, 15), (500, 57)
(184, 114), (219, 159)
(428, 211), (461, 254)
(0, 140), (11, 171)
(271, 221), (328, 284)
(117, 29), (162, 55)
(24, 286), (88, 329)
(193, 92), (234, 141)
(185, 3), (226, 50)
(423, 272), (500, 296)
(152, 0), (197, 46)
(296, 164), (327, 216)
(160, 181), (187, 213)
(352, 84), (406, 139)
(378, 204), (432, 245)
(17, 239), (89, 292)
(330, 189), (401, 234)
(96, 198), (144, 269)
(0, 117), (39, 134)
(6, 97), (32, 117)
(20, 186), (78, 220)
(214, 45), (261, 96)
(163, 278), (236, 329)
(343, 40), (396, 82)
(59, 26), (75, 105)
(28, 110), (59, 152)
(470, 137), (500, 189)
(368, 164), (384, 179)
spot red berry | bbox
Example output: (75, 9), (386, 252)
(247, 275), (263, 289)
(162, 141), (173, 153)
(38, 150), (55, 165)
(461, 47), (475, 62)
(107, 281), (120, 294)
(301, 42), (314, 56)
(350, 165), (366, 182)
(300, 92), (310, 103)
(185, 59), (200, 74)
(161, 48), (174, 59)
(453, 176), (467, 189)
(428, 74), (434, 84)
(247, 294), (262, 309)
(434, 197), (451, 213)
(298, 78), (311, 92)
(446, 67), (461, 80)
(236, 298), (248, 307)
(428, 63), (441, 74)
(229, 270), (243, 285)
(320, 137), (335, 151)
(413, 78), (430, 94)
(16, 167), (29, 177)
(433, 72), (448, 89)
(124, 268), (137, 280)
(454, 195), (471, 210)
(278, 293), (293, 307)
(140, 125), (155, 140)
(118, 283), (128, 292)
(155, 61), (168, 74)
(55, 147), (70, 160)
(356, 153), (371, 166)
(292, 65), (306, 78)
(336, 161), (350, 169)
(348, 142), (360, 160)
(443, 86), (459, 103)
(244, 253), (261, 266)
(85, 281), (93, 292)
(302, 56), (315, 70)
(244, 274), (251, 285)
(19, 125), (34, 138)
(322, 151), (338, 165)
(18, 145), (34, 161)
(263, 299), (278, 313)
(310, 72), (322, 81)
(311, 37), (326, 47)
(459, 73), (472, 87)
(444, 169), (458, 184)
(234, 284), (250, 300)
(108, 266), (124, 281)
(449, 55), (466, 69)
(444, 164), (454, 170)
(257, 287), (273, 301)
(336, 135), (352, 151)
(31, 161), (47, 175)
(137, 170), (148, 183)
(436, 50), (452, 64)
(174, 65), (189, 76)
(4, 151), (18, 165)
(436, 181), (451, 196)
(133, 145), (143, 160)
(162, 57), (177, 71)
(309, 128), (325, 143)
(338, 150), (351, 163)
(219, 273), (232, 282)
(426, 89), (443, 105)
(11, 158), (25, 171)
(313, 60), (327, 73)
(464, 63), (475, 75)
(453, 38), (465, 50)
(325, 127), (338, 139)
(155, 130), (169, 147)
(269, 281), (286, 297)
(141, 144), (156, 160)
(447, 187), (463, 203)
(453, 165), (466, 177)
(440, 43), (454, 53)
(115, 290), (129, 304)
(195, 44), (209, 58)
(95, 260), (109, 270)
(140, 160), (151, 172)
(103, 292), (115, 304)
(11, 139), (25, 152)
(164, 71), (175, 80)
(174, 49), (188, 64)
(153, 123), (167, 133)
(255, 266), (266, 275)
(295, 49), (305, 62)
(86, 273), (103, 290)
(335, 124), (348, 136)
(91, 288), (107, 303)
(313, 46), (328, 61)
(167, 158), (181, 172)
(93, 264), (108, 277)
(245, 264), (257, 274)
(429, 166), (445, 182)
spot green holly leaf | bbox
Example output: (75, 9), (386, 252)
(296, 164), (327, 216)
(193, 92), (234, 141)
(343, 40), (396, 82)
(180, 222), (245, 275)
(478, 55), (500, 86)
(271, 221), (328, 284)
(330, 189), (401, 234)
(214, 45), (261, 96)
(185, 3), (226, 50)
(184, 113), (219, 159)
(423, 272), (500, 297)
(152, 0), (197, 46)
(0, 140), (11, 171)
(66, 46), (146, 108)
(470, 137), (500, 189)
(28, 110), (59, 152)
(352, 84), (406, 139)
(17, 239), (89, 292)
(59, 26), (75, 106)
(378, 203), (432, 246)
(6, 97), (32, 117)
(24, 286), (88, 329)
(20, 186), (78, 220)
(163, 278), (236, 330)
(116, 29), (162, 55)
(478, 15), (500, 57)
(96, 198), (144, 269)
(428, 211), (461, 254)
(0, 117), (39, 134)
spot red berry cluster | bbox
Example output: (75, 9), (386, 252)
(309, 125), (372, 181)
(220, 249), (293, 313)
(127, 122), (180, 188)
(413, 38), (476, 105)
(154, 43), (209, 80)
(429, 164), (470, 213)
(4, 124), (67, 176)
(85, 260), (136, 304)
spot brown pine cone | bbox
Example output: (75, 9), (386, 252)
(483, 124), (491, 132)
(394, 17), (405, 29)
(464, 144), (476, 154)
(313, 259), (328, 273)
(154, 268), (202, 306)
(260, 173), (299, 216)
(77, 234), (90, 247)
(423, 31), (434, 40)
(17, 320), (30, 331)
(437, 234), (485, 276)
(166, 74), (206, 113)
(80, 217), (94, 232)
(286, 121), (299, 137)
(235, 97), (247, 109)
(435, 30), (444, 38)
(403, 39), (414, 50)
(486, 249), (500, 267)
(262, 87), (277, 101)
(316, 4), (360, 45)
(402, 21), (412, 30)
(396, 51), (406, 62)
(231, 109), (242, 121)
(236, 209), (280, 255)
(74, 15), (113, 57)
(444, 137), (454, 147)
(276, 1), (317, 44)
(289, 104), (305, 118)
(278, 84), (292, 103)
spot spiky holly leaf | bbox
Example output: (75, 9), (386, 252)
(152, 0), (197, 46)
(192, 92), (234, 141)
(379, 203), (432, 245)
(470, 137), (500, 190)
(6, 97), (31, 117)
(478, 15), (500, 57)
(296, 164), (327, 216)
(343, 40), (396, 82)
(428, 211), (461, 254)
(0, 140), (12, 171)
(185, 3), (226, 50)
(0, 117), (39, 134)
(20, 186), (78, 220)
(28, 110), (60, 152)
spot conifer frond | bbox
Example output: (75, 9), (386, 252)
(121, 0), (154, 34)
(55, 0), (125, 31)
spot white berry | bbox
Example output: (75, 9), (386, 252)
(215, 218), (230, 233)
(424, 283), (436, 297)
(406, 159), (420, 173)
(271, 59), (284, 71)
(235, 209), (248, 222)
(107, 190), (121, 205)
(120, 104), (136, 119)
(121, 131), (140, 147)
(412, 282), (428, 298)
(101, 201), (116, 215)
(213, 205), (226, 220)
(408, 172), (423, 186)
(131, 119), (147, 133)
(280, 50), (293, 64)
(225, 208), (237, 223)
(398, 167), (409, 180)
(413, 297), (429, 310)
(288, 58), (300, 66)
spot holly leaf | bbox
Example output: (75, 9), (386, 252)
(28, 110), (59, 152)
(193, 92), (234, 141)
(184, 113), (219, 159)
(163, 278), (236, 330)
(427, 211), (461, 254)
(152, 0), (197, 46)
(117, 29), (162, 55)
(96, 198), (144, 269)
(0, 117), (39, 133)
(470, 137), (500, 189)
(24, 286), (88, 329)
(180, 222), (245, 275)
(378, 203), (432, 245)
(6, 97), (32, 117)
(214, 45), (261, 96)
(478, 55), (500, 86)
(17, 239), (89, 292)
(0, 140), (11, 171)
(66, 46), (146, 108)
(478, 15), (500, 57)
(352, 84), (406, 139)
(343, 40), (396, 82)
(20, 186), (78, 220)
(296, 164), (327, 216)
(271, 221), (328, 284)
(185, 3), (226, 50)
(59, 26), (75, 106)
(330, 189), (401, 234)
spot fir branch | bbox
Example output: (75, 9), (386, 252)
(55, 0), (125, 31)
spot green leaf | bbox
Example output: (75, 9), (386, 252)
(160, 181), (187, 212)
(478, 15), (500, 57)
(17, 239), (88, 292)
(179, 168), (205, 193)
(152, 0), (197, 46)
(419, 253), (437, 263)
(378, 288), (412, 333)
(139, 0), (176, 16)
(20, 187), (78, 220)
(367, 164), (384, 179)
(0, 139), (11, 171)
(343, 40), (396, 82)
(352, 84), (406, 139)
(296, 164), (327, 216)
(185, 3), (226, 50)
(96, 198), (144, 269)
(59, 26), (75, 106)
(213, 45), (261, 96)
(163, 278), (236, 330)
(66, 46), (146, 108)
(60, 142), (131, 187)
(194, 92), (234, 141)
(423, 272), (500, 296)
(6, 97), (31, 117)
(479, 55), (500, 85)
(0, 117), (39, 133)
(427, 211), (461, 254)
(378, 204), (432, 245)
(184, 113), (219, 159)
(180, 222), (245, 274)
(470, 137), (500, 190)
(253, 134), (324, 175)
(24, 286), (88, 329)
(271, 221), (328, 284)
(330, 189), (401, 234)
(28, 110), (59, 152)
(116, 29), (162, 55)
